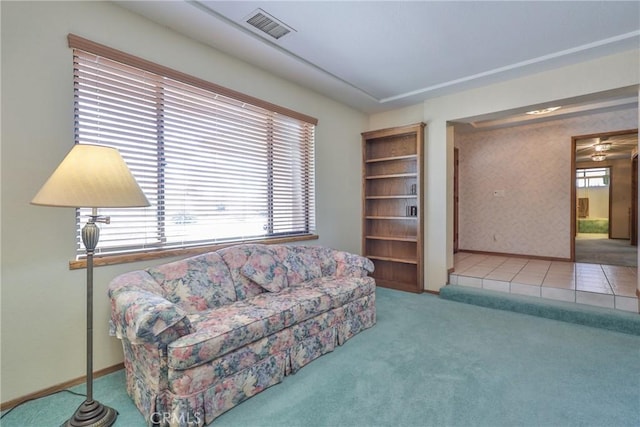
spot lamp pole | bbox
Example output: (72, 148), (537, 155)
(64, 210), (117, 427)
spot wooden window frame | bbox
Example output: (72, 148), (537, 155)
(68, 34), (318, 269)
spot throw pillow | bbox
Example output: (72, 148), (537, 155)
(280, 251), (323, 286)
(241, 248), (288, 292)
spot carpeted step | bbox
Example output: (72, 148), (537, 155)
(439, 285), (640, 336)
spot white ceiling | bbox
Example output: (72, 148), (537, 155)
(116, 1), (639, 115)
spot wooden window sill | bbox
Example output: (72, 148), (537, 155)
(69, 234), (319, 270)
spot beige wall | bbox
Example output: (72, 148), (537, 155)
(455, 109), (637, 258)
(1, 1), (366, 403)
(577, 186), (609, 220)
(370, 49), (639, 292)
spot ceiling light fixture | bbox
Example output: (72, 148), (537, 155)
(594, 142), (612, 152)
(525, 106), (561, 115)
(591, 153), (607, 162)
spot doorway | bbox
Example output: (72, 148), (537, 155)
(571, 130), (638, 267)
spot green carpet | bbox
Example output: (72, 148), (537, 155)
(440, 285), (640, 336)
(2, 287), (639, 426)
(577, 219), (609, 234)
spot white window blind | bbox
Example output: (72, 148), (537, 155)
(72, 46), (316, 257)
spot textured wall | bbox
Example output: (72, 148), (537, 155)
(455, 108), (637, 258)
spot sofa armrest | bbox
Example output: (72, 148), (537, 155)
(333, 251), (375, 277)
(108, 270), (193, 347)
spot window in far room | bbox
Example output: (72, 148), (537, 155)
(576, 167), (609, 188)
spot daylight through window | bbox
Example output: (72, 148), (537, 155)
(71, 43), (316, 257)
(576, 168), (609, 188)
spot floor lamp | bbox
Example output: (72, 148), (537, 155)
(32, 144), (149, 427)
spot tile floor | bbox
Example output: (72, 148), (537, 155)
(449, 252), (639, 313)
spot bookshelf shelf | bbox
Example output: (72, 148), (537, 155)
(362, 123), (425, 293)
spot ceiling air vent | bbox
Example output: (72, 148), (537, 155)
(245, 9), (294, 40)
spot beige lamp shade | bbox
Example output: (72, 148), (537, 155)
(31, 144), (150, 208)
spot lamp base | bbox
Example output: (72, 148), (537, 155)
(63, 399), (117, 427)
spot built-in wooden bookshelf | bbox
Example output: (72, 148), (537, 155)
(362, 123), (425, 293)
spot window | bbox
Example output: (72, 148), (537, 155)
(70, 35), (317, 258)
(576, 168), (609, 188)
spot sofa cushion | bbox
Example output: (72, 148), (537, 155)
(147, 252), (236, 313)
(218, 244), (268, 300)
(167, 285), (336, 370)
(270, 246), (323, 286)
(289, 245), (338, 276)
(303, 276), (376, 308)
(246, 286), (333, 326)
(168, 301), (287, 370)
(240, 248), (288, 292)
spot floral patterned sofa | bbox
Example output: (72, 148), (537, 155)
(108, 244), (376, 426)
